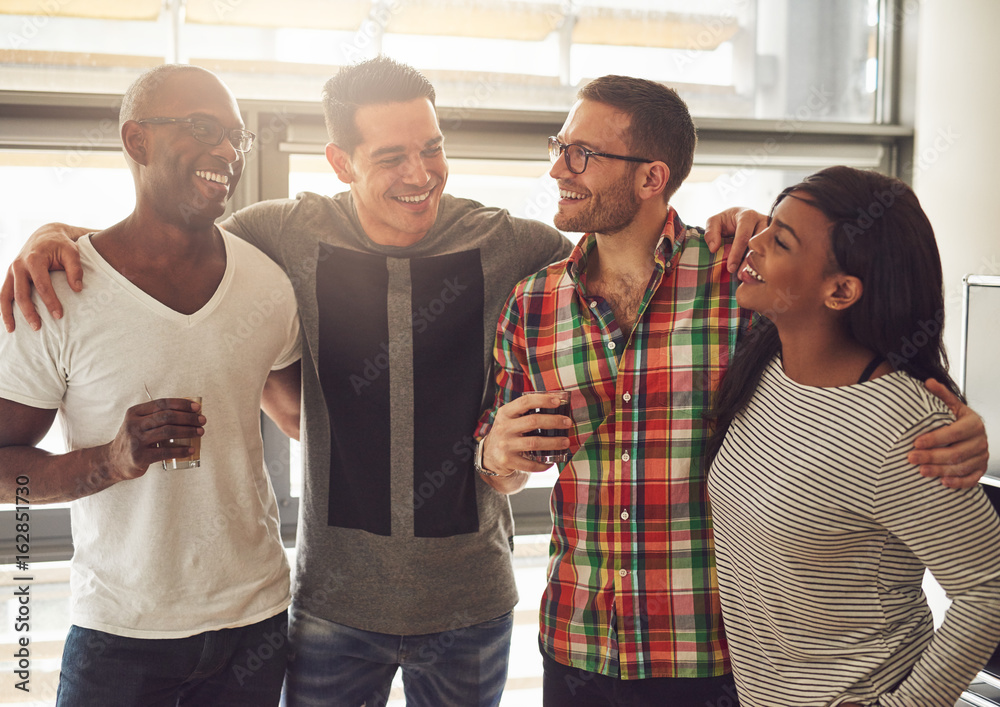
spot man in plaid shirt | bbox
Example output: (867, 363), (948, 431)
(474, 75), (989, 706)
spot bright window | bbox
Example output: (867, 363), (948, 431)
(1, 0), (881, 122)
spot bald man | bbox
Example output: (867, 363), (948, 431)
(0, 65), (302, 706)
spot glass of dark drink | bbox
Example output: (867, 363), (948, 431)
(524, 390), (572, 464)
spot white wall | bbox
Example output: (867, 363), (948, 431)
(913, 0), (1000, 363)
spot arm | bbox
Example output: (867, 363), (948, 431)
(0, 396), (205, 504)
(478, 392), (572, 495)
(909, 378), (989, 488)
(1, 223), (90, 332)
(261, 361), (302, 440)
(875, 415), (1000, 706)
(474, 291), (570, 495)
(703, 207), (769, 273)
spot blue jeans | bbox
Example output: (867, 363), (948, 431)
(282, 604), (514, 707)
(56, 611), (288, 707)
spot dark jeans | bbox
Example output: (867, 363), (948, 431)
(56, 610), (288, 707)
(541, 640), (740, 707)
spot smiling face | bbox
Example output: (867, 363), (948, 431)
(549, 99), (642, 235)
(136, 69), (246, 230)
(329, 98), (448, 247)
(737, 193), (845, 321)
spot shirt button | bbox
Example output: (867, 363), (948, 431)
(621, 452), (630, 462)
(608, 341), (616, 350)
(621, 509), (629, 520)
(623, 392), (631, 402)
(619, 569), (628, 577)
(589, 301), (598, 308)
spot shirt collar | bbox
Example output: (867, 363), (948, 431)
(566, 206), (688, 284)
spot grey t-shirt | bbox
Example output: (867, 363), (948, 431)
(224, 191), (571, 634)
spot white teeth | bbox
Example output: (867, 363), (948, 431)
(395, 191), (430, 204)
(560, 189), (587, 200)
(743, 264), (765, 282)
(196, 170), (228, 185)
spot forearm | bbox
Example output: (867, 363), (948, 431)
(877, 424), (1000, 704)
(480, 468), (530, 495)
(882, 582), (1000, 705)
(0, 444), (117, 504)
(476, 433), (531, 495)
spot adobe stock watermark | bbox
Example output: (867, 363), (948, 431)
(52, 100), (121, 183)
(886, 309), (946, 370)
(412, 435), (477, 511)
(440, 76), (499, 132)
(187, 486), (261, 558)
(904, 126), (960, 178)
(832, 125), (959, 249)
(349, 275), (470, 396)
(230, 617), (289, 687)
(338, 0), (403, 64)
(673, 0), (749, 71)
(520, 176), (560, 223)
(6, 0), (77, 49)
(222, 285), (295, 353)
(547, 1), (573, 28)
(715, 84), (834, 199)
(253, 107), (295, 151)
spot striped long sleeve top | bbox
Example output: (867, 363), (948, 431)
(709, 357), (1000, 706)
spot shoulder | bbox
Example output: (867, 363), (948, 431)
(665, 224), (739, 306)
(817, 372), (955, 457)
(230, 196), (297, 222)
(50, 237), (114, 309)
(870, 372), (952, 420)
(230, 191), (351, 227)
(220, 230), (295, 287)
(510, 258), (571, 307)
(676, 225), (728, 269)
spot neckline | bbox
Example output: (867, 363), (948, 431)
(771, 354), (902, 391)
(79, 231), (234, 325)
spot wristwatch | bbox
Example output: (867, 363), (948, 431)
(474, 436), (500, 476)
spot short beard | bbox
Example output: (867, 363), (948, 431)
(554, 166), (641, 235)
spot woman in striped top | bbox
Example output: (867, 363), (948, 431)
(706, 166), (1000, 706)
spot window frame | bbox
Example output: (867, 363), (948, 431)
(0, 64), (914, 563)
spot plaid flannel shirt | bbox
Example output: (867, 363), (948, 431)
(477, 209), (747, 679)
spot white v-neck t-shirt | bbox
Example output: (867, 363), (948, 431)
(0, 230), (301, 638)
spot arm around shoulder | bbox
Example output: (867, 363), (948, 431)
(2, 223), (91, 332)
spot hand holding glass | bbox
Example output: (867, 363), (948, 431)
(161, 396), (202, 470)
(524, 391), (572, 464)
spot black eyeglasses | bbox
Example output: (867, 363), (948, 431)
(548, 136), (652, 174)
(137, 117), (256, 153)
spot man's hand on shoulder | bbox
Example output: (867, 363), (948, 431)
(1, 222), (89, 333)
(911, 378), (989, 488)
(704, 207), (768, 273)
